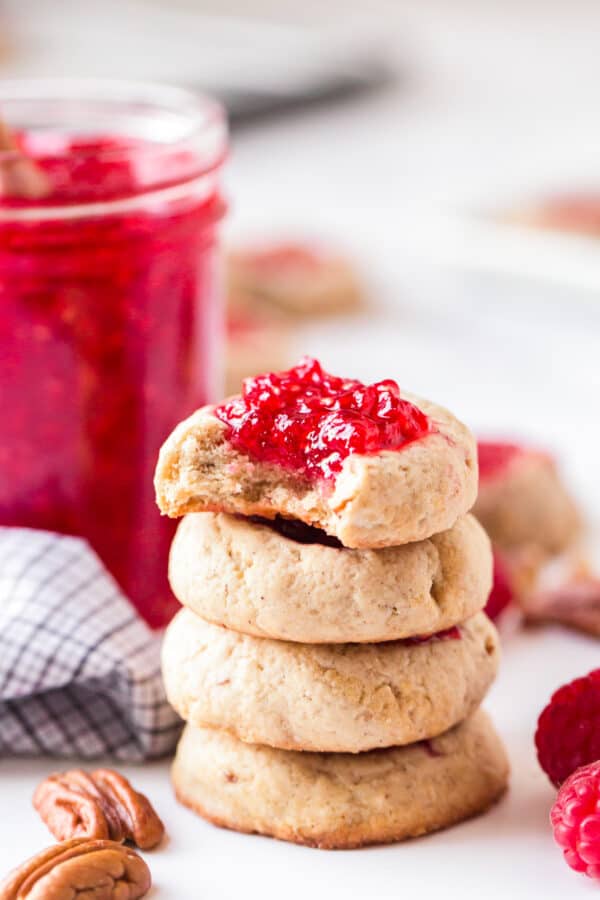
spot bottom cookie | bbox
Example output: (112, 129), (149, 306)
(172, 709), (509, 849)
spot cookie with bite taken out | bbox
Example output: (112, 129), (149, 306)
(155, 358), (478, 549)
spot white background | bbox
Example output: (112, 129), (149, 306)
(2, 2), (600, 897)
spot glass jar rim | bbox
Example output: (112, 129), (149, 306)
(0, 78), (227, 217)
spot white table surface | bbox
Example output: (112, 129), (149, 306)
(2, 2), (600, 897)
(2, 625), (599, 900)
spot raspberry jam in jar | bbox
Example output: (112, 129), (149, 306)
(215, 357), (432, 481)
(0, 81), (227, 627)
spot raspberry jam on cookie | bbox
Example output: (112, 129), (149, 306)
(215, 357), (431, 481)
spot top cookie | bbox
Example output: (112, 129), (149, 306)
(155, 358), (478, 548)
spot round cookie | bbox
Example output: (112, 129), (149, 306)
(474, 442), (580, 556)
(155, 391), (477, 550)
(169, 512), (492, 643)
(162, 609), (499, 753)
(227, 243), (364, 319)
(172, 710), (509, 849)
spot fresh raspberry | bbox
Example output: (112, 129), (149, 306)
(535, 669), (600, 786)
(484, 551), (513, 621)
(551, 761), (600, 879)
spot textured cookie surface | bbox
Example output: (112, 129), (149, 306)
(474, 452), (580, 555)
(172, 710), (509, 849)
(154, 394), (477, 549)
(162, 609), (499, 753)
(169, 512), (492, 643)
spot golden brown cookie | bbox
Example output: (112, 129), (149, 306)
(154, 392), (477, 549)
(169, 512), (492, 643)
(162, 609), (499, 753)
(172, 710), (509, 849)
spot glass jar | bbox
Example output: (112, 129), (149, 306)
(0, 80), (227, 627)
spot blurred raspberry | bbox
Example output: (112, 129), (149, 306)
(484, 551), (514, 621)
(535, 669), (600, 786)
(551, 761), (600, 880)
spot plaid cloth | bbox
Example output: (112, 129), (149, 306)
(0, 527), (182, 760)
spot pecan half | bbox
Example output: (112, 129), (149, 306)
(0, 838), (150, 899)
(519, 549), (600, 638)
(522, 575), (600, 637)
(33, 769), (164, 850)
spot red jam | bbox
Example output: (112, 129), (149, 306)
(215, 357), (431, 481)
(227, 315), (259, 339)
(484, 552), (514, 621)
(248, 515), (344, 548)
(0, 126), (225, 628)
(536, 194), (600, 234)
(478, 441), (527, 481)
(235, 242), (323, 275)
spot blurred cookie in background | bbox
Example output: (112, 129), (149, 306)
(475, 441), (586, 630)
(227, 240), (365, 321)
(475, 441), (581, 560)
(0, 15), (15, 65)
(225, 314), (290, 396)
(513, 193), (600, 237)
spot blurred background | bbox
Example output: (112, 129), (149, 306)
(2, 0), (599, 512)
(2, 6), (600, 889)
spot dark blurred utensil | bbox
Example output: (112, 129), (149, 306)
(1, 0), (398, 123)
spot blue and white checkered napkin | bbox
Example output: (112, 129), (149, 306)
(0, 527), (182, 761)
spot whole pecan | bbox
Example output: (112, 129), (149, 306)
(0, 838), (151, 899)
(33, 769), (164, 850)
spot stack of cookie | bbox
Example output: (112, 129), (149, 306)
(155, 358), (508, 849)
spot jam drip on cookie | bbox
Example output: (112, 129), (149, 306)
(215, 357), (431, 481)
